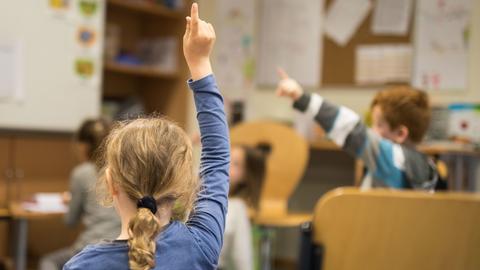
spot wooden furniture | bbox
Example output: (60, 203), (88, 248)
(230, 121), (311, 270)
(311, 187), (480, 270)
(0, 208), (8, 263)
(103, 0), (191, 127)
(312, 138), (480, 189)
(10, 202), (67, 270)
(230, 121), (312, 226)
(0, 133), (78, 269)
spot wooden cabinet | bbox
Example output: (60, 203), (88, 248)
(0, 137), (12, 208)
(0, 133), (78, 262)
(12, 136), (75, 200)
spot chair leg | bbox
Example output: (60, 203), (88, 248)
(260, 226), (273, 270)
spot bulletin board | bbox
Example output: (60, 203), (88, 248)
(321, 0), (412, 86)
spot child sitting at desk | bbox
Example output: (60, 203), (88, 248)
(39, 119), (120, 270)
(219, 145), (267, 270)
(276, 69), (438, 189)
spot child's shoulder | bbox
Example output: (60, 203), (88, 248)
(64, 241), (129, 270)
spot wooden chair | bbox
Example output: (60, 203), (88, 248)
(230, 121), (310, 269)
(307, 187), (480, 270)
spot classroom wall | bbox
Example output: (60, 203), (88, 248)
(190, 0), (480, 126)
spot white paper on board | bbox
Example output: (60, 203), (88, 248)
(412, 0), (472, 91)
(215, 0), (255, 101)
(257, 0), (324, 87)
(0, 40), (23, 101)
(324, 0), (372, 46)
(355, 44), (412, 85)
(371, 0), (413, 36)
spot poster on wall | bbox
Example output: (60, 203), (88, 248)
(72, 0), (104, 85)
(46, 0), (75, 21)
(412, 0), (472, 91)
(257, 0), (323, 88)
(214, 0), (255, 101)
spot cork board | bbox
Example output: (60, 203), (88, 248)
(322, 0), (413, 86)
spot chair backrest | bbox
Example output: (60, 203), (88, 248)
(230, 121), (309, 217)
(312, 187), (480, 270)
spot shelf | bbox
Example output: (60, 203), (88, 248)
(104, 61), (179, 79)
(107, 0), (185, 19)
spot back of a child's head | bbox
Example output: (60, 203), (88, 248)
(76, 118), (111, 160)
(231, 144), (268, 209)
(371, 86), (431, 144)
(98, 117), (198, 270)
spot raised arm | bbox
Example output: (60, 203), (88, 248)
(276, 69), (435, 189)
(183, 3), (230, 264)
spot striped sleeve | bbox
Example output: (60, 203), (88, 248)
(293, 93), (407, 188)
(293, 93), (366, 156)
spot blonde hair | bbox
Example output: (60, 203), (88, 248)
(97, 117), (198, 270)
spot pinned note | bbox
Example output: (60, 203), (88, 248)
(324, 0), (372, 46)
(371, 0), (413, 36)
(412, 0), (471, 91)
(355, 44), (412, 85)
(0, 40), (23, 101)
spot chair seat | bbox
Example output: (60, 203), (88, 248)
(254, 213), (312, 227)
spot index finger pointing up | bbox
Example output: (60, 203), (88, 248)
(191, 3), (199, 27)
(277, 67), (289, 80)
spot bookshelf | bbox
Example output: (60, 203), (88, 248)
(103, 0), (190, 127)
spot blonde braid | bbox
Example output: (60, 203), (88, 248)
(128, 208), (161, 270)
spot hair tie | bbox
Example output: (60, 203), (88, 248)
(137, 196), (158, 214)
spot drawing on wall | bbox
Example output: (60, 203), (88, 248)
(215, 0), (255, 101)
(412, 0), (472, 91)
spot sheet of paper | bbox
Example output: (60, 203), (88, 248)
(215, 0), (255, 101)
(324, 0), (371, 46)
(22, 193), (67, 213)
(0, 40), (23, 100)
(257, 0), (323, 87)
(355, 44), (412, 85)
(371, 0), (413, 35)
(412, 0), (472, 91)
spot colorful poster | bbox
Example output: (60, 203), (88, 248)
(412, 0), (472, 91)
(215, 0), (255, 101)
(46, 0), (75, 20)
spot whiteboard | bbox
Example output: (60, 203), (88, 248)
(0, 0), (105, 132)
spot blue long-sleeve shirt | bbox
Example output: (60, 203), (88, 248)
(63, 75), (230, 270)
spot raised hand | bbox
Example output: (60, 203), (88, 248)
(183, 3), (216, 80)
(275, 68), (303, 101)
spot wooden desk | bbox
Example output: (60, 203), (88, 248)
(10, 202), (64, 270)
(312, 139), (480, 190)
(312, 139), (480, 155)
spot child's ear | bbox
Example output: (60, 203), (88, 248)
(106, 168), (119, 196)
(395, 125), (409, 144)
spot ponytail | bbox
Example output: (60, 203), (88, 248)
(128, 208), (161, 270)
